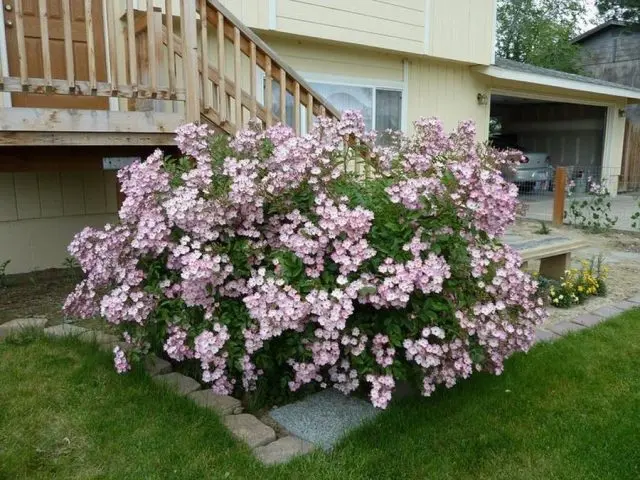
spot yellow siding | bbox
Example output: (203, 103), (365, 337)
(220, 0), (497, 65)
(261, 34), (405, 82)
(275, 0), (425, 54)
(426, 0), (495, 65)
(260, 35), (490, 138)
(0, 171), (118, 274)
(219, 0), (271, 29)
(408, 57), (490, 138)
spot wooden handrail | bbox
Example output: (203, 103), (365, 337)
(1, 0), (338, 136)
(206, 0), (340, 121)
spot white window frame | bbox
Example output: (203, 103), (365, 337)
(300, 72), (408, 133)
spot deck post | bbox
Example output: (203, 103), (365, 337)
(553, 167), (567, 226)
(181, 0), (201, 123)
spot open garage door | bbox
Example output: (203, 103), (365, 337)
(491, 95), (607, 190)
(490, 93), (609, 222)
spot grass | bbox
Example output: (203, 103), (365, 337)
(1, 311), (640, 479)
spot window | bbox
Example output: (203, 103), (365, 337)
(310, 81), (404, 132)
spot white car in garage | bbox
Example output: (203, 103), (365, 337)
(491, 136), (555, 193)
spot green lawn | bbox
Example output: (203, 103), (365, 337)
(1, 311), (640, 480)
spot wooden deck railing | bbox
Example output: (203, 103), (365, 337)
(0, 0), (339, 136)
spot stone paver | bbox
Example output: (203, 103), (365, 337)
(253, 436), (315, 465)
(591, 305), (624, 319)
(270, 389), (380, 451)
(0, 317), (48, 338)
(223, 414), (276, 448)
(153, 372), (201, 396)
(534, 328), (559, 343)
(187, 389), (242, 415)
(572, 314), (605, 327)
(611, 300), (639, 311)
(548, 321), (585, 336)
(627, 295), (640, 304)
(44, 324), (88, 337)
(144, 356), (172, 376)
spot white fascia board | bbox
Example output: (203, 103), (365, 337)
(474, 65), (640, 102)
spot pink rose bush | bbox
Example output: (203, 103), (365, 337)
(64, 112), (546, 408)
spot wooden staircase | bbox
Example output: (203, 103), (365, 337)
(0, 0), (339, 145)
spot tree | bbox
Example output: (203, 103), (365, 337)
(496, 0), (587, 74)
(597, 0), (640, 23)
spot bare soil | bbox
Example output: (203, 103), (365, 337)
(0, 269), (76, 326)
(513, 220), (640, 326)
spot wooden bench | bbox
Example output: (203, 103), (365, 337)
(508, 237), (589, 280)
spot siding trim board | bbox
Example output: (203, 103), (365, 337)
(268, 0), (277, 29)
(423, 0), (432, 53)
(402, 59), (409, 132)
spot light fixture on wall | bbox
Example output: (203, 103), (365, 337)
(619, 108), (627, 118)
(477, 93), (489, 106)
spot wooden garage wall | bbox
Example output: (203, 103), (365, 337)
(493, 103), (606, 169)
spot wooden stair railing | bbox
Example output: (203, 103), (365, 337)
(130, 0), (339, 134)
(191, 0), (341, 133)
(1, 0), (339, 136)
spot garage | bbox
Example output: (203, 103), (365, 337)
(472, 57), (640, 198)
(490, 94), (608, 195)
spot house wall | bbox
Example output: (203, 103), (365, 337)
(260, 34), (491, 138)
(0, 170), (118, 274)
(221, 0), (497, 65)
(407, 56), (490, 138)
(579, 26), (640, 88)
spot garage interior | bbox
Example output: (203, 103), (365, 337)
(490, 94), (608, 194)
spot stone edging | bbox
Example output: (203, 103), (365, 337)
(534, 295), (640, 343)
(3, 295), (639, 464)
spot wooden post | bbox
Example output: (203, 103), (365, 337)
(306, 92), (313, 134)
(106, 0), (118, 95)
(264, 57), (273, 127)
(181, 0), (201, 122)
(15, 0), (28, 86)
(217, 11), (226, 123)
(61, 0), (75, 91)
(84, 0), (97, 92)
(293, 81), (300, 134)
(126, 0), (137, 94)
(38, 0), (52, 89)
(147, 0), (157, 97)
(166, 0), (176, 98)
(553, 166), (567, 226)
(233, 27), (242, 128)
(249, 42), (257, 118)
(279, 68), (286, 124)
(200, 0), (212, 111)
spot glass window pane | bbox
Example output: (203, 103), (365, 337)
(311, 83), (373, 129)
(272, 81), (295, 128)
(375, 89), (402, 131)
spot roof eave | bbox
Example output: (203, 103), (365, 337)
(572, 20), (629, 44)
(472, 64), (640, 102)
